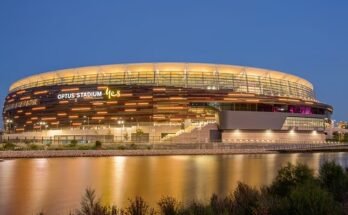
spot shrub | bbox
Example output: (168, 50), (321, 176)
(319, 161), (348, 201)
(158, 196), (182, 215)
(69, 139), (78, 147)
(210, 194), (225, 215)
(117, 145), (126, 150)
(29, 144), (39, 150)
(270, 162), (315, 197)
(232, 182), (261, 215)
(130, 143), (137, 150)
(125, 196), (155, 215)
(288, 182), (342, 215)
(2, 142), (16, 150)
(95, 141), (102, 149)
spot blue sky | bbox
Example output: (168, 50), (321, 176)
(0, 1), (347, 122)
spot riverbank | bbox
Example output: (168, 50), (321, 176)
(1, 143), (348, 158)
(0, 148), (272, 158)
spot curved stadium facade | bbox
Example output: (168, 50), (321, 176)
(3, 63), (332, 143)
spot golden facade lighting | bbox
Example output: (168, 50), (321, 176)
(169, 97), (185, 100)
(156, 106), (185, 110)
(138, 102), (149, 105)
(26, 121), (33, 124)
(69, 115), (79, 119)
(14, 116), (19, 119)
(71, 107), (91, 111)
(16, 90), (26, 95)
(33, 126), (41, 129)
(17, 110), (23, 113)
(92, 102), (103, 105)
(57, 112), (67, 116)
(25, 112), (32, 115)
(7, 98), (15, 103)
(125, 109), (136, 112)
(223, 98), (238, 101)
(245, 99), (260, 102)
(170, 118), (182, 121)
(32, 106), (46, 111)
(20, 96), (31, 100)
(51, 122), (59, 125)
(140, 96), (153, 99)
(72, 122), (82, 126)
(153, 115), (165, 119)
(278, 98), (300, 102)
(97, 86), (108, 90)
(228, 93), (255, 97)
(106, 101), (118, 104)
(59, 100), (69, 104)
(34, 90), (48, 95)
(41, 117), (56, 121)
(305, 101), (314, 105)
(153, 88), (166, 91)
(15, 128), (25, 131)
(31, 117), (38, 120)
(120, 93), (133, 97)
(91, 116), (105, 120)
(97, 111), (107, 115)
(61, 88), (79, 92)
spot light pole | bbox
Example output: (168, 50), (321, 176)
(83, 115), (89, 128)
(6, 119), (13, 133)
(117, 119), (124, 142)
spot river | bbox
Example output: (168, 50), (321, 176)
(1, 152), (348, 214)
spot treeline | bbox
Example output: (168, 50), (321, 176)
(39, 161), (348, 215)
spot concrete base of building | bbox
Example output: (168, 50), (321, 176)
(2, 123), (327, 144)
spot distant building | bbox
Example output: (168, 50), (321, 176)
(2, 63), (332, 143)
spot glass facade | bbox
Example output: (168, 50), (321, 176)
(10, 67), (316, 101)
(281, 117), (325, 131)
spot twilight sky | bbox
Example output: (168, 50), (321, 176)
(0, 1), (347, 123)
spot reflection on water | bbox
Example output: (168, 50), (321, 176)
(1, 153), (348, 215)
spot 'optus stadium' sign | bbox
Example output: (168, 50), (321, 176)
(57, 87), (120, 100)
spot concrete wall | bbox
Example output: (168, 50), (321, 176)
(222, 130), (326, 143)
(218, 111), (325, 130)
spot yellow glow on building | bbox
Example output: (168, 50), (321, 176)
(156, 106), (185, 110)
(34, 90), (48, 95)
(61, 88), (79, 92)
(125, 109), (136, 112)
(71, 107), (91, 111)
(91, 116), (105, 120)
(92, 102), (104, 105)
(20, 96), (31, 100)
(32, 106), (46, 111)
(31, 117), (38, 120)
(57, 112), (67, 116)
(59, 100), (69, 104)
(140, 96), (153, 99)
(97, 111), (107, 114)
(41, 117), (57, 121)
(69, 115), (79, 119)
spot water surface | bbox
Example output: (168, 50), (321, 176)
(1, 153), (348, 214)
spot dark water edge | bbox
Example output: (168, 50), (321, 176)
(0, 152), (347, 215)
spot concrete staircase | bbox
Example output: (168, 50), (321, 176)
(161, 123), (218, 143)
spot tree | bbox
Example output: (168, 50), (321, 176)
(319, 161), (348, 201)
(270, 163), (315, 197)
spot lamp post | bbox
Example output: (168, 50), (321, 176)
(6, 119), (13, 133)
(83, 115), (89, 128)
(117, 119), (125, 141)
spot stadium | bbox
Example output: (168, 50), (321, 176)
(2, 63), (333, 144)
